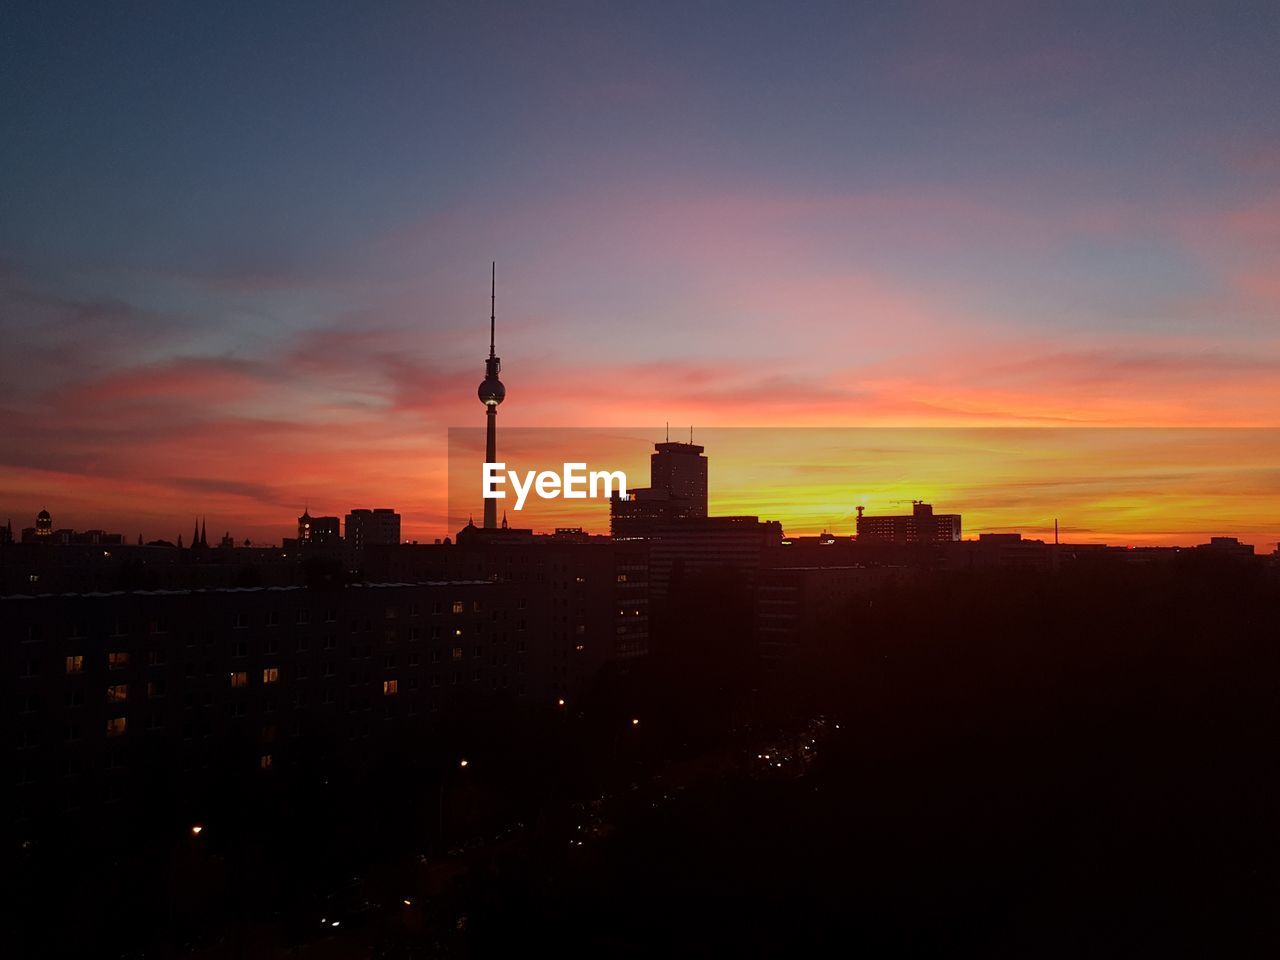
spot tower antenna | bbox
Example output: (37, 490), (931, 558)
(489, 261), (496, 358)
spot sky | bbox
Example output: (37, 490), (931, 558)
(2, 1), (1278, 545)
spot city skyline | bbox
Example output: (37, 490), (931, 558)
(4, 3), (1279, 543)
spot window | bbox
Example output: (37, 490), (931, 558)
(148, 649), (166, 666)
(262, 667), (279, 685)
(260, 753), (273, 770)
(296, 610), (311, 625)
(234, 612), (249, 629)
(267, 611), (280, 626)
(230, 671), (248, 688)
(451, 647), (463, 661)
(65, 655), (84, 674)
(382, 679), (398, 696)
(473, 600), (482, 612)
(106, 684), (128, 703)
(451, 600), (465, 614)
(108, 651), (129, 670)
(106, 717), (127, 737)
(384, 606), (397, 620)
(65, 689), (85, 708)
(265, 637), (279, 655)
(233, 640), (248, 658)
(147, 680), (165, 699)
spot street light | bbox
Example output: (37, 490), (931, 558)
(190, 824), (203, 836)
(459, 758), (469, 768)
(631, 718), (639, 727)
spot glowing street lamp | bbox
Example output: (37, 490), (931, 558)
(191, 824), (204, 836)
(459, 758), (469, 768)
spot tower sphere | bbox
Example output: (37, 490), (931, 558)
(478, 378), (505, 406)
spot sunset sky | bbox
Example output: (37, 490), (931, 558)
(2, 2), (1278, 546)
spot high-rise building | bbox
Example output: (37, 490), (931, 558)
(477, 263), (505, 529)
(610, 437), (708, 539)
(345, 508), (401, 550)
(855, 501), (961, 543)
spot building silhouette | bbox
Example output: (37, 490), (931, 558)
(856, 501), (961, 544)
(610, 436), (708, 539)
(20, 509), (124, 546)
(345, 508), (401, 551)
(477, 263), (505, 529)
(296, 509), (341, 547)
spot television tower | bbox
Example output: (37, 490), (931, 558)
(477, 262), (505, 529)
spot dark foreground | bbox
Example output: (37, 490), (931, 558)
(16, 558), (1280, 956)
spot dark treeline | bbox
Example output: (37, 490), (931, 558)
(15, 557), (1280, 956)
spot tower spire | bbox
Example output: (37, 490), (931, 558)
(477, 261), (506, 530)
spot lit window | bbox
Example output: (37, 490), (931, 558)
(260, 753), (273, 770)
(451, 647), (463, 661)
(382, 679), (399, 696)
(230, 671), (248, 688)
(262, 667), (279, 685)
(65, 655), (84, 674)
(451, 601), (464, 614)
(106, 684), (128, 703)
(106, 716), (127, 737)
(108, 651), (129, 670)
